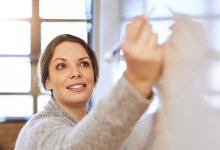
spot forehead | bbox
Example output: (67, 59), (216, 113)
(53, 41), (89, 58)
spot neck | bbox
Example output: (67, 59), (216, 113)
(68, 105), (88, 121)
(56, 100), (88, 121)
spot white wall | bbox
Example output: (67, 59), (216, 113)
(92, 0), (122, 104)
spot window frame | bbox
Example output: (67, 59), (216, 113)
(0, 0), (92, 117)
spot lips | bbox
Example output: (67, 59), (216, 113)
(67, 83), (86, 91)
(67, 84), (85, 89)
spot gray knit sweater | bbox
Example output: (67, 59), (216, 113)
(14, 76), (152, 150)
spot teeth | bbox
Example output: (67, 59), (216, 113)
(69, 85), (84, 89)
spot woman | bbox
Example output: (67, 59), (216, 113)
(15, 15), (163, 150)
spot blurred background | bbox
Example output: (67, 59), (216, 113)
(0, 0), (219, 149)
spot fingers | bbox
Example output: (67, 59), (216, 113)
(121, 15), (163, 96)
(124, 16), (146, 44)
(146, 33), (159, 50)
(136, 18), (159, 50)
(123, 15), (159, 51)
(137, 20), (152, 44)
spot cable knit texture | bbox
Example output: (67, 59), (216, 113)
(14, 76), (152, 150)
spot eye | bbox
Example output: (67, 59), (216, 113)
(79, 61), (90, 67)
(56, 63), (66, 70)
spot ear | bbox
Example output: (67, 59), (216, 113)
(45, 76), (51, 91)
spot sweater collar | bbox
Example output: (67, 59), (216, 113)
(45, 97), (78, 125)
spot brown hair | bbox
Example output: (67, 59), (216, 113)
(38, 34), (99, 90)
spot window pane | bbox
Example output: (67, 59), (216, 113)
(148, 0), (210, 17)
(39, 0), (86, 19)
(0, 95), (33, 118)
(121, 0), (148, 21)
(41, 22), (88, 52)
(0, 57), (31, 92)
(0, 0), (32, 18)
(168, 0), (208, 16)
(37, 95), (50, 112)
(0, 21), (31, 55)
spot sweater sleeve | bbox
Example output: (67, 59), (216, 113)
(64, 76), (152, 150)
(15, 76), (152, 150)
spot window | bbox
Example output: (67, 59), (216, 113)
(0, 58), (31, 92)
(0, 0), (92, 120)
(117, 0), (220, 109)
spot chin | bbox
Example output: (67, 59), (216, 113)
(69, 95), (90, 103)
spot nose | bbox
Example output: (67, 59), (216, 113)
(70, 66), (82, 79)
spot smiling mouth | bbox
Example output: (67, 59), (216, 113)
(67, 84), (86, 89)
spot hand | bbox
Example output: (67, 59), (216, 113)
(122, 15), (163, 97)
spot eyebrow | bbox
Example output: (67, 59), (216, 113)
(52, 57), (90, 63)
(79, 57), (90, 61)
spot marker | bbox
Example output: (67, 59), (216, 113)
(104, 38), (123, 62)
(104, 7), (155, 62)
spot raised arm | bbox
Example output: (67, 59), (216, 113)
(122, 16), (163, 97)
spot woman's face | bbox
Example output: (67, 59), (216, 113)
(45, 41), (95, 107)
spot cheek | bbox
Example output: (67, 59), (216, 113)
(50, 74), (68, 87)
(84, 70), (95, 84)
